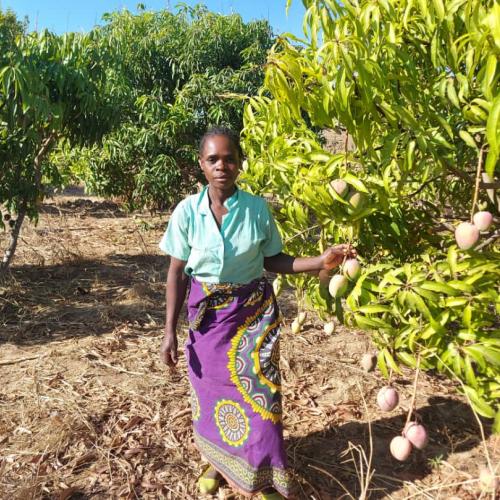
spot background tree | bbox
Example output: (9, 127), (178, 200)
(70, 5), (274, 209)
(1, 4), (274, 267)
(240, 0), (499, 425)
(0, 17), (116, 270)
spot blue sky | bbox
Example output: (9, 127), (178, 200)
(3, 1), (307, 38)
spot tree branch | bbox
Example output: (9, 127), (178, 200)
(470, 146), (485, 221)
(480, 181), (500, 189)
(475, 229), (500, 251)
(409, 174), (447, 197)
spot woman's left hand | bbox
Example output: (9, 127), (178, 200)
(321, 244), (357, 271)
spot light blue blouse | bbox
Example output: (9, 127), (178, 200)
(159, 186), (283, 284)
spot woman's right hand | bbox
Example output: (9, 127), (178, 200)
(160, 332), (178, 367)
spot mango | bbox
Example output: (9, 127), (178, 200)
(390, 436), (413, 461)
(403, 422), (428, 449)
(348, 191), (366, 211)
(473, 211), (493, 231)
(361, 353), (376, 372)
(343, 258), (361, 280)
(377, 386), (399, 411)
(297, 311), (307, 325)
(328, 275), (348, 298)
(455, 222), (479, 250)
(479, 467), (498, 492)
(323, 321), (335, 334)
(330, 179), (348, 198)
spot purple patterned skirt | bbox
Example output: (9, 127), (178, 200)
(186, 277), (294, 497)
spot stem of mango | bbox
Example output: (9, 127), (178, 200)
(404, 353), (421, 428)
(470, 146), (485, 222)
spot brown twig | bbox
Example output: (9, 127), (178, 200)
(83, 352), (165, 380)
(308, 463), (354, 498)
(471, 146), (485, 221)
(474, 229), (500, 251)
(284, 224), (320, 243)
(344, 131), (349, 171)
(0, 355), (46, 366)
(408, 174), (448, 197)
(357, 382), (374, 500)
(405, 353), (421, 427)
(402, 478), (480, 499)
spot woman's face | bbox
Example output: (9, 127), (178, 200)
(199, 135), (241, 190)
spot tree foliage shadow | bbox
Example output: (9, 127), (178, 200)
(0, 253), (171, 346)
(39, 199), (127, 218)
(287, 396), (491, 499)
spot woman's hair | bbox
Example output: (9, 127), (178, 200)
(199, 127), (244, 159)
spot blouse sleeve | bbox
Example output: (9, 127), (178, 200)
(158, 200), (191, 261)
(260, 201), (283, 257)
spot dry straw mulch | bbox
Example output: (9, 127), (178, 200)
(0, 195), (498, 499)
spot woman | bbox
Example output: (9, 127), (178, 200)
(159, 127), (355, 499)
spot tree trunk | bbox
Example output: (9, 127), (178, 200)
(0, 133), (55, 272)
(1, 202), (27, 270)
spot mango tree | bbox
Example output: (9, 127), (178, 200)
(69, 5), (274, 209)
(0, 25), (115, 270)
(240, 0), (500, 424)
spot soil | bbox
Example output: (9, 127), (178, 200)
(0, 190), (498, 499)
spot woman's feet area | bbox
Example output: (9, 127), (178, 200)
(197, 465), (222, 494)
(197, 467), (284, 498)
(261, 488), (285, 499)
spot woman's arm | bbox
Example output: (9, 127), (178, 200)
(264, 244), (356, 274)
(160, 256), (189, 367)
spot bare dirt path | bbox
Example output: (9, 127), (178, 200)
(0, 193), (497, 499)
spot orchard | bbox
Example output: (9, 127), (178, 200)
(0, 1), (499, 498)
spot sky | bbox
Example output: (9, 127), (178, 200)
(2, 1), (307, 38)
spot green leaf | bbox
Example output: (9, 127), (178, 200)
(414, 286), (439, 302)
(476, 345), (500, 367)
(464, 356), (478, 388)
(397, 351), (418, 368)
(494, 410), (500, 435)
(383, 348), (402, 374)
(447, 79), (460, 109)
(406, 291), (433, 319)
(420, 281), (461, 296)
(482, 54), (497, 100)
(354, 314), (392, 330)
(486, 94), (500, 157)
(357, 304), (393, 314)
(462, 386), (496, 418)
(447, 246), (458, 276)
(443, 297), (468, 307)
(377, 350), (389, 378)
(463, 345), (486, 371)
(485, 149), (499, 179)
(458, 130), (478, 149)
(343, 173), (369, 193)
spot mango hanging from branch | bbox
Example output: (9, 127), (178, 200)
(328, 275), (348, 298)
(330, 179), (349, 198)
(455, 222), (479, 249)
(343, 258), (361, 280)
(473, 211), (493, 231)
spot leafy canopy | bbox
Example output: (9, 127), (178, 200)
(241, 0), (499, 425)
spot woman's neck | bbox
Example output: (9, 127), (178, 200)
(207, 184), (236, 207)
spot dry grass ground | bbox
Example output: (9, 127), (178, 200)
(0, 191), (498, 499)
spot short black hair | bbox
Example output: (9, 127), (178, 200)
(199, 127), (243, 159)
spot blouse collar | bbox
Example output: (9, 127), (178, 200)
(198, 185), (239, 215)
